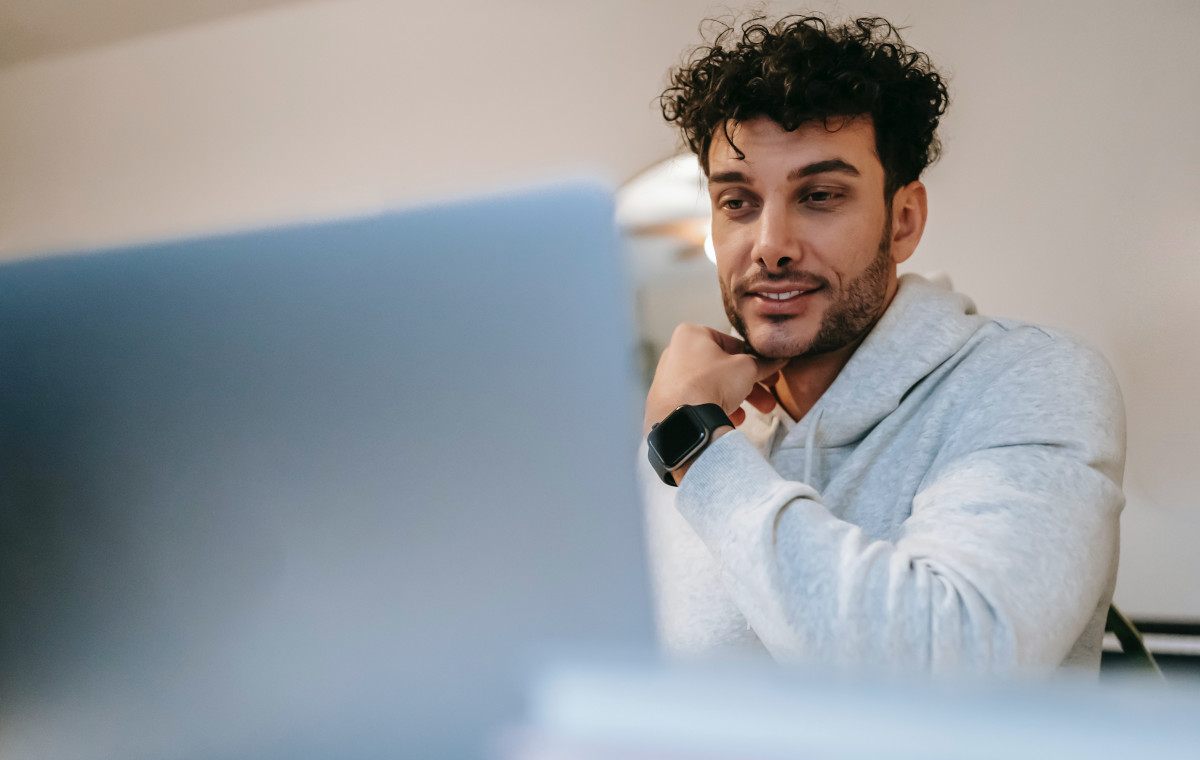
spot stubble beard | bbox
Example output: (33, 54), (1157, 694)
(721, 222), (894, 361)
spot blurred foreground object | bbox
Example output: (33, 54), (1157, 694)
(0, 181), (654, 759)
(500, 659), (1200, 759)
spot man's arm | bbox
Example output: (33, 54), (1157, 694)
(659, 337), (1125, 673)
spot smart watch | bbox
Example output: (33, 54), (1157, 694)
(646, 403), (734, 486)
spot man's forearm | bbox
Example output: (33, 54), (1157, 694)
(672, 430), (1121, 673)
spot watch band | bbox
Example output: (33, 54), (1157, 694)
(686, 403), (735, 436)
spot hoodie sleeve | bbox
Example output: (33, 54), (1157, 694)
(673, 339), (1125, 674)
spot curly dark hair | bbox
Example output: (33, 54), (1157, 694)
(661, 14), (949, 197)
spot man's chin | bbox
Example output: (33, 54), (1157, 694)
(727, 311), (818, 359)
(743, 330), (815, 361)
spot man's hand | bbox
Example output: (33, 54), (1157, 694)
(644, 323), (786, 437)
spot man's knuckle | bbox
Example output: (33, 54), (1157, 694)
(671, 322), (699, 339)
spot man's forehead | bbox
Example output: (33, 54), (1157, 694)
(707, 115), (880, 169)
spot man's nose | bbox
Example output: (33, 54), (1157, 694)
(753, 203), (798, 272)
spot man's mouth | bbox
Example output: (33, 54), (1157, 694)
(749, 285), (822, 300)
(761, 289), (804, 301)
(744, 284), (824, 314)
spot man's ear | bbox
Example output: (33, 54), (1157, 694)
(889, 180), (927, 265)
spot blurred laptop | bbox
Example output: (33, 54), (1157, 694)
(502, 659), (1200, 760)
(0, 182), (655, 759)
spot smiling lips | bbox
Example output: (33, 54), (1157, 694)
(746, 284), (824, 314)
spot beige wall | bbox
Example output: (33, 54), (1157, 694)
(0, 0), (704, 255)
(1, 0), (1197, 617)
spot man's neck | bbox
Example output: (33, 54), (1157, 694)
(772, 338), (863, 422)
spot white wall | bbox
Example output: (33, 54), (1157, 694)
(0, 0), (1196, 617)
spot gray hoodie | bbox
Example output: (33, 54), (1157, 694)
(643, 274), (1125, 674)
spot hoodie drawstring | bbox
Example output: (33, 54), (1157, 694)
(804, 407), (824, 484)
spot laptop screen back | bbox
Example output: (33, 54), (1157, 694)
(0, 182), (655, 759)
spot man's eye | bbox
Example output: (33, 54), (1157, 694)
(722, 199), (745, 210)
(803, 190), (841, 204)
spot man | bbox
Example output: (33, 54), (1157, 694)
(641, 15), (1124, 674)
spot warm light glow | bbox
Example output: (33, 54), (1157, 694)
(704, 226), (716, 265)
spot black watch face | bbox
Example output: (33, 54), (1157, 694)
(648, 407), (707, 468)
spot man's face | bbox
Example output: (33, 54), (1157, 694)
(707, 116), (901, 360)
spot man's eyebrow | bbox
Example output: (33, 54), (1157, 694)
(707, 160), (861, 186)
(788, 159), (860, 180)
(708, 170), (748, 184)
